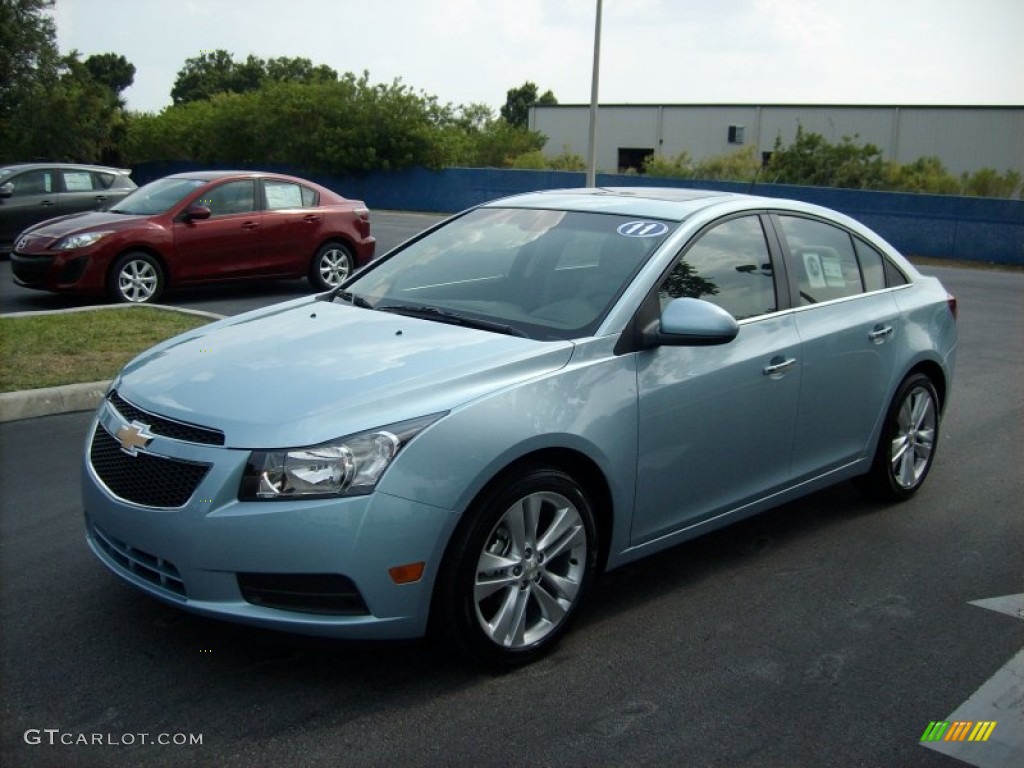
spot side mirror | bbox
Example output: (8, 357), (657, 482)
(0, 182), (13, 199)
(643, 297), (739, 347)
(184, 205), (211, 220)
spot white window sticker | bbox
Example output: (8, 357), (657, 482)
(617, 221), (669, 238)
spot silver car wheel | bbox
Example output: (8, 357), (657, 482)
(473, 490), (588, 649)
(316, 245), (352, 288)
(890, 384), (937, 490)
(117, 258), (159, 303)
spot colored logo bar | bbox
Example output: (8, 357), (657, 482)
(921, 721), (997, 742)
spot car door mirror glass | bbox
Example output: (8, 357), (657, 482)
(649, 297), (739, 347)
(0, 182), (13, 198)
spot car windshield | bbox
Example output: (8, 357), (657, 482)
(109, 177), (206, 215)
(343, 206), (675, 340)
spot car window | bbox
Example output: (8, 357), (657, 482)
(203, 180), (256, 216)
(660, 215), (777, 321)
(777, 216), (865, 304)
(346, 207), (673, 340)
(93, 172), (116, 189)
(264, 180), (312, 210)
(9, 170), (54, 195)
(111, 177), (205, 215)
(853, 237), (887, 292)
(61, 171), (96, 191)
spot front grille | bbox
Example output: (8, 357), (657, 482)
(238, 573), (369, 615)
(10, 252), (55, 284)
(90, 425), (210, 508)
(109, 391), (225, 446)
(90, 522), (186, 597)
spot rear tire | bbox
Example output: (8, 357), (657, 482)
(108, 252), (164, 304)
(863, 373), (940, 501)
(434, 466), (598, 666)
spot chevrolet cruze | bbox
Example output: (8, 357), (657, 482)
(82, 188), (957, 665)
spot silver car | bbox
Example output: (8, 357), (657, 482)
(82, 188), (958, 665)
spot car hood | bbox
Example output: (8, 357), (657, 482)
(113, 297), (575, 448)
(24, 210), (147, 238)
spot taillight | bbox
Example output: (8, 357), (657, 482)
(946, 292), (958, 321)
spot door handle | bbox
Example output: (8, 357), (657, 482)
(303, 214), (321, 223)
(763, 357), (797, 377)
(868, 325), (894, 344)
(241, 221), (259, 230)
(40, 200), (55, 206)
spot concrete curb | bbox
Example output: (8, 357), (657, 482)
(0, 304), (225, 423)
(0, 380), (111, 422)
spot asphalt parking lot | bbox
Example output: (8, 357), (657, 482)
(1, 214), (1021, 767)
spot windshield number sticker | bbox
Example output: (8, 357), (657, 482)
(618, 221), (669, 237)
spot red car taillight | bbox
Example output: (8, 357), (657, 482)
(946, 292), (958, 321)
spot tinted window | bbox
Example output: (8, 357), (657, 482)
(203, 180), (256, 216)
(660, 216), (776, 320)
(9, 170), (54, 195)
(778, 216), (863, 304)
(854, 237), (886, 292)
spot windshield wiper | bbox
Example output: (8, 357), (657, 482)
(332, 290), (374, 309)
(375, 304), (528, 338)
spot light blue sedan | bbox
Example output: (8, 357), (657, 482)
(82, 188), (958, 665)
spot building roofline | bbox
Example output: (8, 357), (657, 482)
(533, 103), (1024, 111)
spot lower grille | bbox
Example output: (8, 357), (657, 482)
(91, 523), (187, 598)
(238, 573), (369, 615)
(90, 425), (210, 508)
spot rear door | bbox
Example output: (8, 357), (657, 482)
(632, 214), (802, 544)
(259, 178), (320, 275)
(773, 214), (902, 480)
(56, 168), (117, 216)
(172, 179), (264, 282)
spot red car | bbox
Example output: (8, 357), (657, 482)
(11, 171), (375, 303)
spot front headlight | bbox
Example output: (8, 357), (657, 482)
(55, 231), (112, 250)
(238, 413), (445, 500)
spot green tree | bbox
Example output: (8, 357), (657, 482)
(0, 0), (60, 160)
(500, 81), (556, 128)
(83, 52), (135, 97)
(766, 126), (886, 189)
(170, 49), (238, 104)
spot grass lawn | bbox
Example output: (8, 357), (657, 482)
(0, 307), (214, 393)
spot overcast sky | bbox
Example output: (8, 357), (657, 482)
(53, 0), (1024, 114)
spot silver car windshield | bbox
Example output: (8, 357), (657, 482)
(109, 178), (206, 215)
(345, 207), (675, 340)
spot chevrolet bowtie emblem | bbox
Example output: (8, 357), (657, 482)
(116, 420), (154, 456)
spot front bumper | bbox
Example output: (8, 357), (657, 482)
(81, 397), (459, 640)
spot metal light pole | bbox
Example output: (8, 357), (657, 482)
(586, 0), (603, 187)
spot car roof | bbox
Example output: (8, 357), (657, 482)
(486, 187), (752, 221)
(164, 170), (302, 182)
(0, 162), (132, 175)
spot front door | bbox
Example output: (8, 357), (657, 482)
(632, 215), (801, 545)
(173, 179), (263, 282)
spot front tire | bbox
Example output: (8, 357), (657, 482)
(864, 372), (941, 501)
(309, 242), (353, 290)
(108, 252), (164, 304)
(435, 466), (598, 666)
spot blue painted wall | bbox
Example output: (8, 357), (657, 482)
(133, 163), (1024, 265)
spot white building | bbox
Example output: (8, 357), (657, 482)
(529, 104), (1024, 176)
